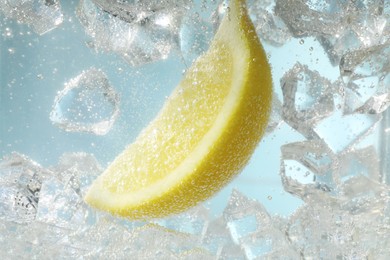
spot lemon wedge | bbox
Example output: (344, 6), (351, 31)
(85, 0), (272, 219)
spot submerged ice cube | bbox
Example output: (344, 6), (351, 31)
(0, 153), (52, 223)
(50, 68), (120, 135)
(287, 192), (390, 259)
(340, 43), (390, 114)
(77, 0), (190, 66)
(275, 0), (390, 64)
(313, 109), (382, 153)
(0, 0), (63, 35)
(281, 63), (334, 138)
(280, 140), (336, 201)
(248, 0), (291, 47)
(223, 190), (298, 259)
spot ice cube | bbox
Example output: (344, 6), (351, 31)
(280, 140), (336, 201)
(35, 176), (95, 230)
(274, 0), (344, 37)
(54, 152), (103, 195)
(50, 68), (120, 135)
(201, 216), (234, 255)
(179, 13), (214, 65)
(266, 93), (283, 133)
(77, 0), (190, 66)
(281, 63), (334, 138)
(287, 193), (390, 259)
(248, 0), (292, 46)
(223, 190), (271, 244)
(0, 0), (63, 35)
(340, 43), (390, 114)
(0, 153), (52, 223)
(313, 109), (382, 153)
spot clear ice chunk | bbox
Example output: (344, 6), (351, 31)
(340, 43), (390, 114)
(280, 140), (336, 201)
(248, 0), (292, 46)
(0, 153), (52, 223)
(77, 0), (190, 66)
(313, 109), (382, 153)
(287, 192), (390, 259)
(0, 0), (63, 35)
(54, 152), (103, 195)
(281, 63), (334, 138)
(50, 68), (120, 135)
(223, 190), (298, 258)
(266, 93), (283, 133)
(274, 0), (344, 37)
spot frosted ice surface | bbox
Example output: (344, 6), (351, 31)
(0, 153), (53, 223)
(280, 140), (336, 201)
(77, 0), (190, 66)
(287, 193), (390, 259)
(340, 43), (390, 114)
(281, 63), (334, 138)
(50, 68), (120, 135)
(0, 0), (63, 35)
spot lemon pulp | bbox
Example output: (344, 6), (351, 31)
(85, 0), (273, 219)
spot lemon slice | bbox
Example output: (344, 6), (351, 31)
(85, 0), (272, 219)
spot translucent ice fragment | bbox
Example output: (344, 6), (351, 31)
(274, 0), (344, 37)
(77, 0), (190, 66)
(223, 190), (271, 244)
(35, 176), (95, 230)
(54, 152), (103, 195)
(313, 109), (382, 153)
(248, 1), (291, 46)
(287, 193), (390, 259)
(201, 216), (234, 255)
(223, 190), (298, 259)
(280, 140), (335, 200)
(0, 153), (52, 223)
(50, 68), (120, 135)
(0, 0), (63, 35)
(281, 63), (334, 138)
(179, 14), (214, 64)
(266, 93), (283, 133)
(340, 43), (390, 114)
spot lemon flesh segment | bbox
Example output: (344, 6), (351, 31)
(85, 0), (273, 219)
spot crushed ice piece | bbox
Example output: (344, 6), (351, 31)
(286, 193), (390, 259)
(50, 68), (120, 135)
(313, 109), (382, 153)
(0, 153), (53, 223)
(274, 0), (344, 37)
(281, 63), (334, 138)
(334, 146), (380, 185)
(280, 140), (336, 201)
(54, 152), (104, 195)
(35, 176), (95, 230)
(201, 216), (234, 255)
(161, 205), (209, 237)
(248, 0), (292, 46)
(0, 0), (63, 35)
(77, 0), (190, 66)
(223, 190), (271, 244)
(179, 13), (213, 64)
(223, 190), (298, 259)
(275, 0), (390, 65)
(266, 93), (283, 133)
(340, 43), (390, 114)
